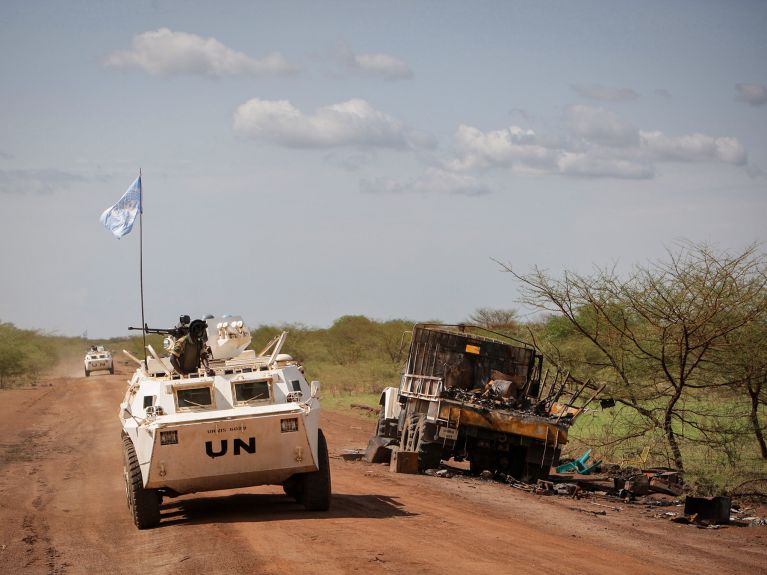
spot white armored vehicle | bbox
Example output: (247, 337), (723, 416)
(119, 315), (330, 529)
(84, 345), (113, 376)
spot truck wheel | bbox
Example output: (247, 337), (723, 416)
(109, 366), (115, 375)
(375, 411), (388, 437)
(302, 429), (331, 511)
(84, 369), (90, 377)
(122, 435), (160, 529)
(415, 418), (442, 471)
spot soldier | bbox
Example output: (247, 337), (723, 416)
(169, 319), (211, 375)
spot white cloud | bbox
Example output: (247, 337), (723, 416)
(337, 42), (412, 80)
(640, 131), (747, 165)
(447, 124), (559, 172)
(567, 105), (639, 147)
(361, 168), (490, 196)
(106, 28), (297, 77)
(571, 84), (640, 102)
(233, 98), (409, 148)
(445, 110), (748, 181)
(735, 83), (767, 107)
(558, 151), (653, 179)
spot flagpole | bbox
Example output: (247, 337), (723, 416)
(139, 168), (147, 369)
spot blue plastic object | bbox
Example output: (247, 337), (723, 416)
(555, 448), (602, 474)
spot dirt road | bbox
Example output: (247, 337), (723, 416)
(1, 363), (765, 575)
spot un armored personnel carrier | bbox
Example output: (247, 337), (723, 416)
(370, 324), (600, 480)
(119, 315), (330, 529)
(84, 346), (113, 376)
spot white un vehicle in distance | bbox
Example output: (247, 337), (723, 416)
(84, 346), (113, 376)
(119, 314), (330, 529)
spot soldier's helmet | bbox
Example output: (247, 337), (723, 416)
(188, 319), (208, 344)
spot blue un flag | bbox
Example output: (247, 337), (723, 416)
(100, 176), (142, 239)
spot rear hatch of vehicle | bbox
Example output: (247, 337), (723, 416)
(144, 408), (318, 492)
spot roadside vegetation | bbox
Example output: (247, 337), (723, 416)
(0, 323), (84, 387)
(503, 242), (767, 493)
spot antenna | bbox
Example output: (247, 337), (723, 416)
(138, 168), (147, 370)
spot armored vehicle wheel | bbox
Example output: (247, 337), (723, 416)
(122, 435), (160, 529)
(301, 429), (331, 511)
(282, 477), (303, 501)
(109, 366), (114, 375)
(469, 458), (485, 476)
(84, 369), (90, 377)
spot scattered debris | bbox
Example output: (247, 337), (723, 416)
(649, 472), (683, 496)
(390, 449), (419, 474)
(645, 499), (680, 507)
(365, 436), (397, 464)
(554, 483), (580, 496)
(360, 427), (764, 533)
(570, 507), (606, 516)
(535, 479), (555, 495)
(684, 496), (731, 525)
(555, 448), (602, 475)
(619, 446), (650, 468)
(622, 475), (650, 496)
(424, 468), (454, 478)
(340, 448), (365, 461)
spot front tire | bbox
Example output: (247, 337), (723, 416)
(122, 435), (160, 529)
(84, 369), (90, 377)
(302, 430), (331, 511)
(414, 417), (442, 471)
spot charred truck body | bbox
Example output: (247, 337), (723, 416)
(373, 324), (578, 480)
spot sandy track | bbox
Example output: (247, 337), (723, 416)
(0, 365), (765, 575)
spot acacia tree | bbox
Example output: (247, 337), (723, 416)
(712, 319), (767, 459)
(504, 243), (767, 472)
(467, 308), (518, 331)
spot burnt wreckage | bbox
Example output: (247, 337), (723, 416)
(371, 324), (600, 480)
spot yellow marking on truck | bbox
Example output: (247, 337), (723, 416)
(465, 344), (480, 355)
(438, 402), (568, 445)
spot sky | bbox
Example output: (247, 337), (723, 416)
(1, 0), (765, 338)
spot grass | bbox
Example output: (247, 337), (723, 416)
(566, 401), (767, 494)
(320, 391), (380, 419)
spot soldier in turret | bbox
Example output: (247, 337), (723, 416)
(169, 318), (211, 375)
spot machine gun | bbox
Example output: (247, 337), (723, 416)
(128, 315), (198, 340)
(129, 316), (210, 375)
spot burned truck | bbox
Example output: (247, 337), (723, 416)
(371, 324), (592, 480)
